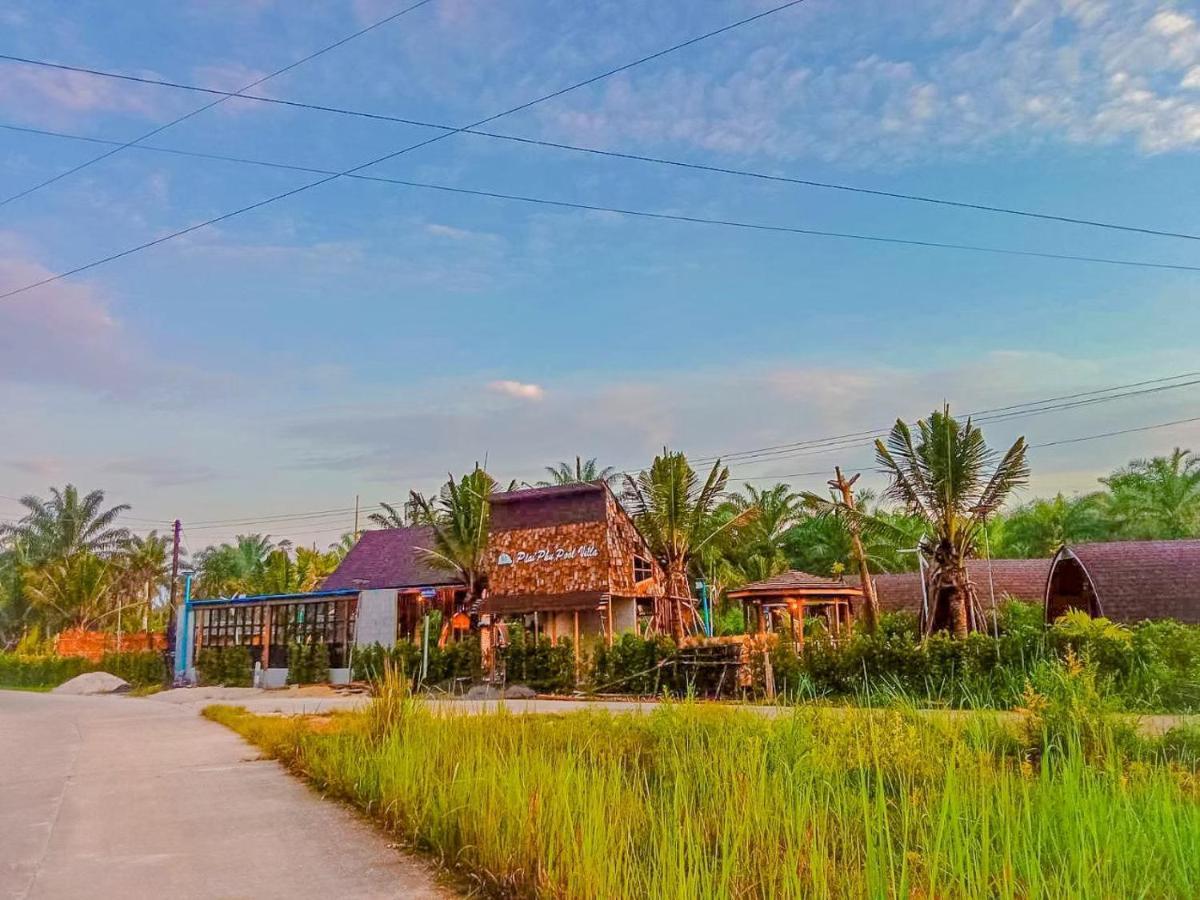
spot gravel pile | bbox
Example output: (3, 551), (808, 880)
(52, 671), (131, 695)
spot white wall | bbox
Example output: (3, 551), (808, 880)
(354, 589), (397, 647)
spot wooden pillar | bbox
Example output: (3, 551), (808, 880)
(833, 602), (842, 638)
(795, 600), (805, 652)
(261, 604), (272, 673)
(573, 610), (581, 683)
(606, 599), (614, 648)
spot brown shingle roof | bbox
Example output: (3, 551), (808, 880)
(1051, 540), (1200, 624)
(848, 558), (1052, 614)
(729, 570), (861, 598)
(321, 527), (463, 591)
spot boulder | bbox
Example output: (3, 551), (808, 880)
(52, 671), (131, 695)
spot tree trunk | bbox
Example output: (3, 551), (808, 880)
(829, 468), (879, 633)
(665, 566), (690, 642)
(924, 542), (974, 639)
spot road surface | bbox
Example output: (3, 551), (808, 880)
(0, 690), (449, 900)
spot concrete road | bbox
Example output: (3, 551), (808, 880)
(0, 690), (449, 900)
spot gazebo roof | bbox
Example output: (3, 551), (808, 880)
(728, 570), (863, 601)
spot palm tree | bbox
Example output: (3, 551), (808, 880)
(366, 500), (416, 529)
(622, 450), (733, 640)
(23, 553), (116, 631)
(328, 532), (357, 562)
(536, 456), (616, 486)
(993, 492), (1108, 557)
(872, 406), (1028, 637)
(409, 467), (497, 614)
(1102, 447), (1200, 539)
(119, 531), (170, 638)
(1, 485), (130, 563)
(192, 533), (276, 597)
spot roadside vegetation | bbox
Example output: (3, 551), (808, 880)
(207, 659), (1200, 899)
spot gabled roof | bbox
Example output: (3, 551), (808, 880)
(1048, 540), (1200, 624)
(729, 570), (861, 598)
(321, 527), (463, 591)
(489, 481), (605, 504)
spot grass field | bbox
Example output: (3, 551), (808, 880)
(208, 673), (1200, 898)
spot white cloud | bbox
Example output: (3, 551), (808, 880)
(280, 351), (1200, 501)
(488, 379), (544, 400)
(0, 61), (167, 126)
(0, 233), (231, 402)
(541, 0), (1200, 164)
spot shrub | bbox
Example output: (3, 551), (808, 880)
(286, 643), (330, 684)
(0, 650), (164, 689)
(351, 637), (481, 689)
(502, 628), (575, 693)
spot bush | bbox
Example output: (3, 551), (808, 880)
(286, 643), (331, 684)
(501, 626), (576, 693)
(196, 646), (252, 687)
(0, 650), (164, 689)
(590, 632), (678, 695)
(351, 636), (482, 689)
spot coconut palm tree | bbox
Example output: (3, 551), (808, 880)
(869, 406), (1029, 637)
(1, 485), (130, 563)
(408, 467), (497, 612)
(536, 456), (616, 486)
(622, 450), (733, 640)
(366, 500), (417, 529)
(1102, 447), (1200, 539)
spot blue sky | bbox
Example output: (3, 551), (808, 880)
(2, 0), (1200, 546)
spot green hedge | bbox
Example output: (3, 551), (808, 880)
(286, 643), (331, 685)
(352, 636), (482, 688)
(195, 646), (254, 687)
(0, 651), (166, 689)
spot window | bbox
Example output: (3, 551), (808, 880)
(633, 555), (653, 583)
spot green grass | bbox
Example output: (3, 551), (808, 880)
(207, 679), (1200, 900)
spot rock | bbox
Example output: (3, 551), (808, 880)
(464, 683), (537, 700)
(52, 671), (131, 695)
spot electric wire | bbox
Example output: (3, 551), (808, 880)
(4, 144), (1197, 305)
(0, 0), (809, 302)
(3, 54), (1198, 243)
(0, 0), (435, 208)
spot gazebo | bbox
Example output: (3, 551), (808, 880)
(728, 570), (863, 648)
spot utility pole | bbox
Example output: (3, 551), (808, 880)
(168, 519), (182, 609)
(828, 467), (880, 633)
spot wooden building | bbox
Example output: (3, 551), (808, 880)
(728, 570), (862, 648)
(483, 481), (667, 643)
(1044, 539), (1200, 624)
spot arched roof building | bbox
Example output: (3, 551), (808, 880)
(1044, 539), (1200, 624)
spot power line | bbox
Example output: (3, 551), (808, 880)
(0, 0), (435, 208)
(0, 0), (809, 302)
(4, 56), (1198, 244)
(1031, 415), (1200, 449)
(691, 371), (1200, 467)
(3, 142), (1198, 307)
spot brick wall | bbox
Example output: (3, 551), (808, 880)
(55, 629), (167, 661)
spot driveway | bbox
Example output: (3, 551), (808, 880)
(0, 690), (449, 900)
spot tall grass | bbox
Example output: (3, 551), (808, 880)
(209, 673), (1200, 899)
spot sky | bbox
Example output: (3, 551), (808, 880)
(2, 0), (1200, 549)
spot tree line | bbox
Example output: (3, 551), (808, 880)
(2, 408), (1197, 648)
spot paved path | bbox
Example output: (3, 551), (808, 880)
(0, 690), (449, 900)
